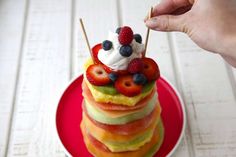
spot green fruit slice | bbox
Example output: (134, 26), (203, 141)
(142, 81), (155, 93)
(144, 120), (164, 157)
(92, 84), (118, 95)
(84, 93), (157, 125)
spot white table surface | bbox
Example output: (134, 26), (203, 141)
(1, 0), (236, 156)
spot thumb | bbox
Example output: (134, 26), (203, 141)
(145, 15), (189, 32)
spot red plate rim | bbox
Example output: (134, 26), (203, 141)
(55, 75), (186, 157)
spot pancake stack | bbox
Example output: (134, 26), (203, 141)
(81, 26), (164, 157)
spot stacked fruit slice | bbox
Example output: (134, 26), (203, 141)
(80, 26), (164, 157)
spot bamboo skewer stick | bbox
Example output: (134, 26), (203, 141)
(144, 7), (153, 57)
(79, 18), (95, 62)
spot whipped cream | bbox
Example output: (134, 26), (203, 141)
(98, 31), (145, 71)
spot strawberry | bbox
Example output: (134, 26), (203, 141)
(141, 58), (160, 81)
(118, 26), (134, 45)
(92, 44), (102, 64)
(128, 58), (143, 74)
(102, 64), (129, 75)
(86, 64), (110, 86)
(115, 75), (142, 97)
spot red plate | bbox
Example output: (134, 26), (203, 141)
(56, 75), (186, 157)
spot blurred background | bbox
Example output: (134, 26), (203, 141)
(0, 0), (236, 157)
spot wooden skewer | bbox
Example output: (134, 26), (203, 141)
(144, 7), (153, 57)
(79, 18), (95, 62)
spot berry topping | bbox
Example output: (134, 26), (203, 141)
(133, 73), (147, 85)
(115, 75), (142, 97)
(92, 44), (102, 64)
(108, 73), (118, 82)
(133, 34), (142, 43)
(119, 45), (133, 57)
(102, 40), (113, 51)
(86, 64), (110, 86)
(141, 58), (160, 81)
(128, 58), (143, 74)
(116, 27), (122, 34)
(118, 26), (134, 45)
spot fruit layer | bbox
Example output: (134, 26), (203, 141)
(82, 111), (159, 152)
(84, 93), (157, 119)
(81, 119), (164, 157)
(84, 103), (161, 135)
(85, 121), (154, 152)
(84, 75), (154, 106)
(82, 110), (159, 142)
(83, 96), (157, 125)
(82, 80), (156, 111)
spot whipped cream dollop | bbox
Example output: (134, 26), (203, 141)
(98, 31), (145, 71)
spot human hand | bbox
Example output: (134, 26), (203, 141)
(145, 0), (236, 67)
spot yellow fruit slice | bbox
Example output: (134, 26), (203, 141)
(84, 76), (154, 106)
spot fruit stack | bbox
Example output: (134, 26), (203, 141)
(81, 26), (164, 157)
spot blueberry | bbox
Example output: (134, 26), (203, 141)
(102, 40), (113, 50)
(133, 73), (147, 85)
(108, 73), (118, 82)
(133, 34), (142, 43)
(116, 27), (122, 34)
(119, 45), (133, 57)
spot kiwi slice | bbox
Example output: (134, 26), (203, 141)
(92, 84), (118, 95)
(142, 81), (155, 93)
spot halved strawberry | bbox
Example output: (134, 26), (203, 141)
(141, 58), (160, 81)
(86, 64), (110, 86)
(103, 65), (129, 75)
(92, 44), (102, 64)
(115, 75), (142, 97)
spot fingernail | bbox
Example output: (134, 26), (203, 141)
(145, 18), (157, 26)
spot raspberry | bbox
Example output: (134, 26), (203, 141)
(118, 26), (134, 45)
(128, 58), (144, 74)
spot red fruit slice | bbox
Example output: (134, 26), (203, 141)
(83, 103), (160, 135)
(128, 58), (144, 74)
(86, 64), (110, 86)
(92, 44), (128, 75)
(92, 44), (102, 64)
(141, 58), (160, 81)
(102, 64), (129, 75)
(115, 75), (142, 97)
(82, 81), (155, 111)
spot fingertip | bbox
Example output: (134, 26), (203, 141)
(145, 17), (158, 27)
(143, 14), (149, 22)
